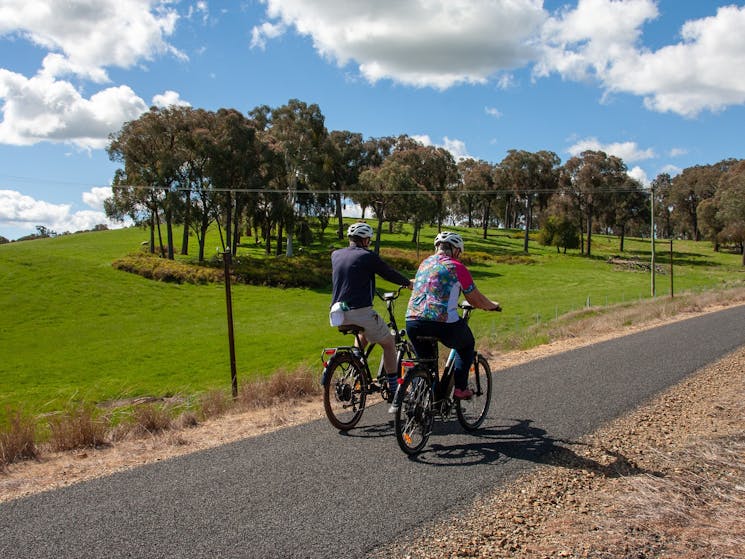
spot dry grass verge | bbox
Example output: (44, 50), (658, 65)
(0, 368), (322, 472)
(0, 409), (38, 470)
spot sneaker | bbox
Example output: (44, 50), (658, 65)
(386, 374), (399, 402)
(453, 388), (473, 400)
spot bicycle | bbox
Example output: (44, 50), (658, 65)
(321, 285), (414, 431)
(393, 301), (496, 455)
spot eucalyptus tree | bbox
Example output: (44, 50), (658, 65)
(454, 158), (482, 227)
(421, 145), (459, 231)
(501, 149), (560, 253)
(259, 99), (329, 256)
(562, 150), (627, 257)
(104, 169), (158, 250)
(456, 158), (500, 237)
(387, 141), (456, 243)
(351, 135), (397, 218)
(602, 176), (649, 251)
(327, 130), (365, 239)
(179, 109), (221, 261)
(203, 108), (264, 256)
(358, 157), (415, 253)
(669, 164), (719, 240)
(650, 173), (674, 239)
(714, 159), (745, 264)
(107, 106), (187, 258)
(696, 197), (724, 252)
(669, 159), (737, 240)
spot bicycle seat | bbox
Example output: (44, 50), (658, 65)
(338, 324), (363, 335)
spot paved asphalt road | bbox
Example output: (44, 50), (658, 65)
(2, 305), (744, 558)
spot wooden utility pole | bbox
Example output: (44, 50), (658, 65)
(223, 250), (238, 398)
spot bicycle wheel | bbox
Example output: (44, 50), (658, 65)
(323, 353), (367, 431)
(394, 369), (434, 455)
(456, 353), (492, 430)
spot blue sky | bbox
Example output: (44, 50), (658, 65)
(1, 0), (744, 240)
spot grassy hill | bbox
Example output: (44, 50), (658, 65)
(1, 224), (743, 419)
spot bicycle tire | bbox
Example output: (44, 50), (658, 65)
(456, 353), (492, 430)
(323, 353), (367, 431)
(394, 369), (434, 455)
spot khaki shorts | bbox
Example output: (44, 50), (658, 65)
(341, 306), (391, 343)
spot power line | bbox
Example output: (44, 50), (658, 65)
(106, 184), (651, 195)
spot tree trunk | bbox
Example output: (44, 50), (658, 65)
(482, 203), (491, 239)
(149, 212), (155, 254)
(374, 205), (384, 254)
(586, 214), (593, 257)
(232, 212), (241, 257)
(523, 194), (532, 253)
(276, 222), (283, 256)
(335, 193), (344, 239)
(225, 192), (233, 253)
(165, 207), (174, 260)
(152, 194), (165, 258)
(264, 226), (271, 255)
(181, 211), (191, 255)
(198, 223), (208, 262)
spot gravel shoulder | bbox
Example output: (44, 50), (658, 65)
(2, 303), (744, 558)
(375, 314), (745, 558)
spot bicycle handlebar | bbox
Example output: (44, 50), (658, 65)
(375, 283), (407, 301)
(458, 301), (502, 312)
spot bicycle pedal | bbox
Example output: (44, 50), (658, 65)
(367, 382), (382, 394)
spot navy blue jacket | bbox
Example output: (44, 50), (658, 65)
(331, 245), (409, 308)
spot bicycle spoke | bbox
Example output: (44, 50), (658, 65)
(323, 354), (366, 431)
(394, 370), (433, 455)
(456, 354), (492, 430)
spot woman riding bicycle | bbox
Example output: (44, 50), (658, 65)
(405, 232), (501, 400)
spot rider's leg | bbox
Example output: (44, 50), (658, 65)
(345, 308), (399, 398)
(356, 333), (369, 351)
(405, 319), (438, 362)
(443, 319), (475, 392)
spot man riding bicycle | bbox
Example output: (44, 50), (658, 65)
(330, 222), (412, 401)
(405, 232), (500, 400)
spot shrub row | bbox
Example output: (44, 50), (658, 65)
(112, 249), (424, 289)
(113, 253), (224, 284)
(111, 246), (525, 290)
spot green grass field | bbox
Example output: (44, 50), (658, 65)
(1, 224), (743, 419)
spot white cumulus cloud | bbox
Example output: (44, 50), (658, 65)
(627, 165), (649, 186)
(152, 90), (191, 108)
(0, 0), (183, 82)
(0, 70), (148, 149)
(0, 188), (128, 235)
(0, 0), (192, 149)
(537, 1), (745, 116)
(567, 137), (655, 163)
(252, 0), (546, 89)
(411, 134), (470, 161)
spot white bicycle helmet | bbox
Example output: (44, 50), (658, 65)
(434, 231), (464, 251)
(347, 222), (374, 239)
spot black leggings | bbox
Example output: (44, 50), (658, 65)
(405, 318), (474, 390)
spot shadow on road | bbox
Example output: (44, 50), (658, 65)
(409, 417), (663, 478)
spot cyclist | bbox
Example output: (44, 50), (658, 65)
(405, 231), (500, 400)
(330, 222), (412, 400)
